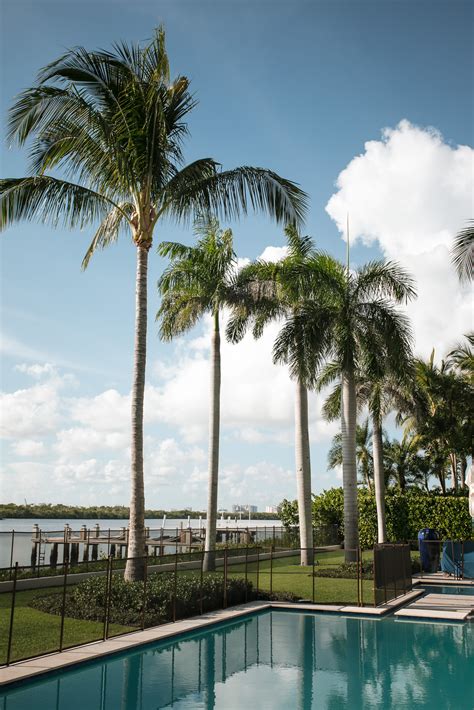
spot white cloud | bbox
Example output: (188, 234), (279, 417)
(54, 427), (128, 458)
(15, 363), (57, 378)
(0, 369), (72, 439)
(68, 389), (130, 432)
(259, 246), (288, 262)
(11, 439), (46, 457)
(326, 119), (473, 358)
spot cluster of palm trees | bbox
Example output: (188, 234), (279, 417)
(1, 28), (472, 577)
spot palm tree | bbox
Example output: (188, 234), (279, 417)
(0, 29), (307, 580)
(327, 420), (373, 491)
(227, 227), (336, 565)
(383, 435), (428, 492)
(446, 332), (474, 383)
(157, 215), (241, 570)
(400, 353), (473, 492)
(451, 220), (473, 283)
(317, 260), (416, 560)
(323, 368), (414, 544)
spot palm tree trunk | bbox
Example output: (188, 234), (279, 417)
(341, 370), (359, 562)
(460, 458), (467, 489)
(204, 309), (221, 572)
(125, 244), (149, 582)
(450, 453), (458, 491)
(372, 415), (387, 543)
(295, 379), (314, 566)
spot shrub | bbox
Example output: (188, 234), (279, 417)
(30, 571), (255, 627)
(279, 489), (471, 549)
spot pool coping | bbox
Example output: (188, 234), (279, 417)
(0, 590), (428, 688)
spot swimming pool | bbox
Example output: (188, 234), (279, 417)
(1, 610), (473, 709)
(419, 585), (474, 596)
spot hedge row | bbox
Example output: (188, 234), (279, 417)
(31, 572), (254, 626)
(279, 489), (472, 548)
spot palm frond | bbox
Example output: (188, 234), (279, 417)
(163, 166), (308, 226)
(451, 220), (474, 283)
(354, 260), (417, 304)
(0, 176), (120, 232)
(82, 201), (135, 269)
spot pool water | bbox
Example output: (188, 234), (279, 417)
(420, 585), (474, 596)
(1, 610), (473, 709)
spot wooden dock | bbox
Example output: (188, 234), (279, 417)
(27, 524), (260, 568)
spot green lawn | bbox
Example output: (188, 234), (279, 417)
(0, 587), (133, 665)
(227, 550), (375, 605)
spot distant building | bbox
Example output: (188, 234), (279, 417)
(265, 506), (278, 514)
(232, 504), (258, 513)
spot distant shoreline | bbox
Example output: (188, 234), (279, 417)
(0, 504), (279, 521)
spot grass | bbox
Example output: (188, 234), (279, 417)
(0, 587), (133, 665)
(227, 549), (375, 605)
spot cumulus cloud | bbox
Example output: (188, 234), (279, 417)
(0, 368), (73, 439)
(326, 119), (473, 358)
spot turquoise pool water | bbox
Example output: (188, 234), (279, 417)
(1, 610), (473, 709)
(420, 585), (474, 596)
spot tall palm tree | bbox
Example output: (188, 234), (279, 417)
(451, 220), (473, 283)
(0, 29), (307, 580)
(157, 216), (240, 570)
(317, 260), (416, 560)
(327, 419), (373, 491)
(227, 227), (336, 565)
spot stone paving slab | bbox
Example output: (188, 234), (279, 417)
(395, 608), (471, 621)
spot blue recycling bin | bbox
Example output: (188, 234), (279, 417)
(418, 529), (441, 573)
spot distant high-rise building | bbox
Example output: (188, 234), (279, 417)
(232, 504), (258, 513)
(265, 506), (278, 514)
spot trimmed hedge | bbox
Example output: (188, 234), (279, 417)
(279, 489), (471, 548)
(30, 571), (254, 627)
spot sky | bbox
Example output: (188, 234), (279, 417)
(0, 0), (472, 511)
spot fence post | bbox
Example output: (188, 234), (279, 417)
(9, 531), (15, 580)
(269, 545), (273, 596)
(141, 554), (148, 630)
(173, 551), (178, 622)
(245, 546), (249, 603)
(256, 547), (260, 594)
(312, 550), (315, 603)
(223, 548), (228, 609)
(6, 562), (18, 666)
(373, 546), (377, 606)
(200, 550), (204, 615)
(359, 547), (364, 607)
(355, 547), (360, 606)
(103, 556), (113, 641)
(59, 560), (69, 652)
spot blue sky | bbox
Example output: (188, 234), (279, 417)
(1, 0), (472, 510)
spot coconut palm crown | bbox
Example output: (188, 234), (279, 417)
(0, 28), (307, 580)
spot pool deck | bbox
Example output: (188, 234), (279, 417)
(394, 592), (474, 621)
(0, 589), (473, 686)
